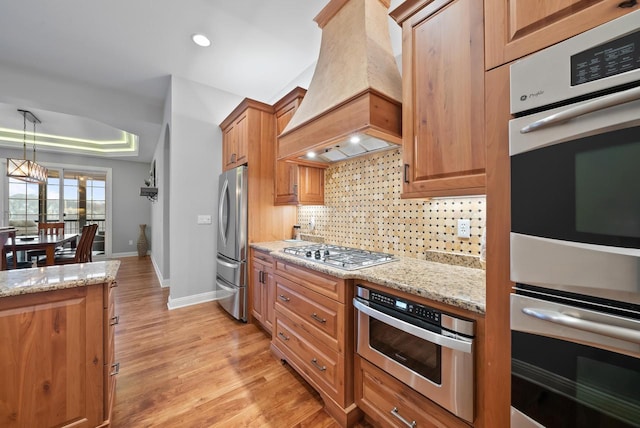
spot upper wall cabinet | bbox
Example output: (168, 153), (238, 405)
(220, 99), (273, 171)
(274, 87), (326, 206)
(391, 0), (486, 198)
(485, 0), (638, 70)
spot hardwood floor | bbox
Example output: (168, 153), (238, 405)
(111, 257), (367, 427)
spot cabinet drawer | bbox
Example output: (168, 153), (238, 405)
(356, 357), (469, 428)
(275, 261), (345, 302)
(252, 250), (273, 270)
(275, 276), (343, 352)
(274, 313), (343, 403)
(103, 303), (118, 359)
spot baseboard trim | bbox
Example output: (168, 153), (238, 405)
(149, 253), (170, 288)
(111, 251), (139, 258)
(167, 291), (220, 310)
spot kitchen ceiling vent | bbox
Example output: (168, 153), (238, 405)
(277, 0), (402, 164)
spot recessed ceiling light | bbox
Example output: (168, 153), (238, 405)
(307, 151), (316, 158)
(350, 135), (361, 144)
(192, 33), (211, 47)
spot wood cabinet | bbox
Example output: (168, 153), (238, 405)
(356, 356), (470, 428)
(391, 0), (486, 198)
(485, 0), (638, 70)
(221, 109), (249, 170)
(274, 87), (326, 206)
(250, 249), (274, 333)
(0, 281), (118, 428)
(271, 260), (359, 427)
(220, 98), (297, 244)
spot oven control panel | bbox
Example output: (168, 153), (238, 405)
(369, 290), (441, 325)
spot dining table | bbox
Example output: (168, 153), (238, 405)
(10, 233), (79, 266)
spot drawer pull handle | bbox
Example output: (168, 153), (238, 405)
(278, 294), (290, 302)
(278, 331), (289, 341)
(310, 313), (326, 324)
(311, 358), (326, 372)
(110, 362), (120, 376)
(110, 280), (118, 289)
(390, 407), (416, 428)
(110, 315), (120, 326)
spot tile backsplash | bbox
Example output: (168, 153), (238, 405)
(297, 148), (486, 261)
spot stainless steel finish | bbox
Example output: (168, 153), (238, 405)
(216, 166), (248, 322)
(284, 244), (397, 271)
(354, 295), (475, 423)
(217, 166), (247, 262)
(311, 358), (326, 372)
(353, 298), (473, 353)
(390, 408), (416, 428)
(110, 362), (120, 376)
(522, 307), (640, 344)
(441, 313), (475, 338)
(509, 88), (640, 156)
(278, 331), (289, 341)
(215, 276), (246, 321)
(310, 313), (326, 324)
(510, 9), (640, 114)
(511, 406), (545, 428)
(511, 293), (640, 358)
(520, 86), (640, 134)
(511, 233), (640, 306)
(278, 294), (290, 302)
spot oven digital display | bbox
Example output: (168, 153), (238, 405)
(570, 30), (640, 86)
(395, 300), (407, 310)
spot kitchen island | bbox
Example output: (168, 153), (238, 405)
(0, 261), (120, 428)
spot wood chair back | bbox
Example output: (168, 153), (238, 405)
(1, 229), (17, 270)
(73, 224), (98, 264)
(38, 222), (65, 236)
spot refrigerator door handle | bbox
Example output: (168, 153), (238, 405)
(217, 256), (239, 269)
(218, 177), (229, 247)
(216, 278), (238, 294)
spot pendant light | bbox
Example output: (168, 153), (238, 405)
(6, 109), (48, 183)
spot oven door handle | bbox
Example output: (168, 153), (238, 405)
(522, 308), (640, 345)
(353, 298), (473, 354)
(520, 85), (640, 134)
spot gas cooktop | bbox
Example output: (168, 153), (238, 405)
(283, 244), (397, 271)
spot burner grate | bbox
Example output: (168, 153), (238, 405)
(283, 244), (397, 270)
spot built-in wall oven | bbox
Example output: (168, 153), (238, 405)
(353, 285), (475, 423)
(509, 9), (640, 428)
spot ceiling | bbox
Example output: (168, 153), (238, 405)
(0, 0), (403, 163)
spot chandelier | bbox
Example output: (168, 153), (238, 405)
(6, 109), (48, 183)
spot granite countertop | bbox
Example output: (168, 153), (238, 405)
(251, 241), (485, 314)
(0, 260), (121, 298)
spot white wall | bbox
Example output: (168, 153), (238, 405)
(159, 76), (242, 308)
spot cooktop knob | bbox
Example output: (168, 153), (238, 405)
(314, 250), (321, 259)
(305, 251), (312, 258)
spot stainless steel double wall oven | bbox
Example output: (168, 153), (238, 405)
(509, 10), (640, 428)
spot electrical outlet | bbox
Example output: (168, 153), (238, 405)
(457, 219), (471, 239)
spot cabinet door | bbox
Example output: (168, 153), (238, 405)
(234, 112), (249, 166)
(0, 287), (103, 428)
(298, 166), (324, 205)
(222, 124), (237, 170)
(274, 161), (299, 205)
(402, 0), (485, 198)
(264, 270), (275, 333)
(251, 261), (264, 325)
(485, 0), (638, 70)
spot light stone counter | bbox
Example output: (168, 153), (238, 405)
(250, 242), (485, 314)
(0, 260), (121, 298)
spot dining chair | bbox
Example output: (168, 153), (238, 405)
(27, 222), (66, 263)
(1, 229), (17, 270)
(39, 224), (98, 266)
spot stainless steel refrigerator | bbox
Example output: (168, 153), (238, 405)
(216, 165), (248, 321)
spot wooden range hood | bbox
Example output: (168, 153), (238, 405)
(277, 0), (402, 163)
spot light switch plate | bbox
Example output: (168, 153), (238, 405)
(197, 214), (212, 225)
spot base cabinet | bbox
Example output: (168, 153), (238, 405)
(271, 260), (359, 427)
(251, 250), (274, 333)
(0, 281), (118, 428)
(356, 356), (470, 428)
